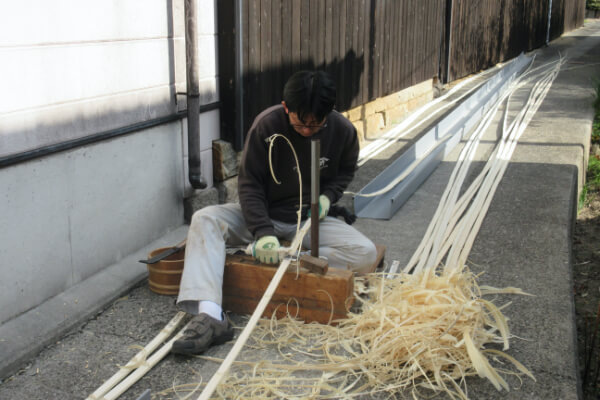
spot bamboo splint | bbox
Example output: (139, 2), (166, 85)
(86, 312), (186, 400)
(198, 257), (294, 400)
(101, 320), (193, 400)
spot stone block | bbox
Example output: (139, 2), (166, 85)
(385, 104), (409, 126)
(364, 98), (386, 116)
(212, 139), (239, 182)
(354, 120), (366, 143)
(365, 113), (385, 139)
(380, 92), (402, 109)
(215, 176), (239, 204)
(184, 187), (219, 223)
(344, 105), (364, 122)
(406, 93), (432, 113)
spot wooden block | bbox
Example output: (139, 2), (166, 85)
(299, 254), (328, 274)
(222, 254), (354, 324)
(221, 245), (386, 324)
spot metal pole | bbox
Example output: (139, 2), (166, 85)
(310, 139), (320, 258)
(185, 0), (206, 189)
(444, 0), (454, 83)
(234, 0), (245, 150)
(546, 0), (553, 45)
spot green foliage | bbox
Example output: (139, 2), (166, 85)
(595, 78), (600, 110)
(588, 155), (600, 189)
(580, 78), (600, 209)
(580, 156), (600, 209)
(588, 0), (600, 11)
(593, 78), (600, 143)
(593, 116), (600, 143)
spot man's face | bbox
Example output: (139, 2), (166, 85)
(282, 102), (327, 137)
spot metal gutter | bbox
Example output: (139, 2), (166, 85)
(354, 53), (531, 220)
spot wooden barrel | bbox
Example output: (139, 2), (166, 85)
(146, 247), (184, 295)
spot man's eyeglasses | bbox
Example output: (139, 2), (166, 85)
(289, 121), (328, 130)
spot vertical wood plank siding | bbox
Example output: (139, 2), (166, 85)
(219, 0), (444, 142)
(217, 0), (584, 147)
(447, 0), (584, 81)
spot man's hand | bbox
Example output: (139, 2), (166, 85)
(318, 194), (330, 220)
(308, 195), (331, 220)
(252, 235), (281, 264)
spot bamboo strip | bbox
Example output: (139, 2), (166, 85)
(197, 258), (294, 400)
(86, 311), (186, 400)
(102, 320), (193, 400)
(404, 56), (561, 275)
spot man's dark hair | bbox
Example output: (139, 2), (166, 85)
(283, 70), (336, 123)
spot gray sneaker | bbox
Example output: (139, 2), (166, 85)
(171, 313), (234, 355)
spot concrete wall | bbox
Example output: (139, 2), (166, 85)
(0, 0), (220, 324)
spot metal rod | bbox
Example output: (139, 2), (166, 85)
(185, 0), (206, 189)
(234, 0), (245, 150)
(311, 139), (320, 258)
(546, 0), (553, 45)
(444, 0), (454, 83)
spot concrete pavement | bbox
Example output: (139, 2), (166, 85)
(1, 19), (599, 400)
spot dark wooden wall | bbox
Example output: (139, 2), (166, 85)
(447, 0), (585, 81)
(218, 0), (445, 148)
(218, 0), (585, 149)
(550, 0), (586, 40)
(446, 0), (549, 81)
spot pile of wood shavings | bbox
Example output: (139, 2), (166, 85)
(160, 266), (535, 399)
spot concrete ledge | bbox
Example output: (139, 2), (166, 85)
(0, 225), (188, 380)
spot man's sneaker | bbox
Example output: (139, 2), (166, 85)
(171, 313), (234, 355)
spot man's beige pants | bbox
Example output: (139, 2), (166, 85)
(177, 203), (377, 314)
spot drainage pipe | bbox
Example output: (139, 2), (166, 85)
(444, 0), (454, 83)
(234, 0), (245, 150)
(546, 0), (553, 45)
(184, 0), (207, 189)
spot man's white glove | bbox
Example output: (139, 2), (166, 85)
(318, 194), (330, 220)
(252, 235), (281, 264)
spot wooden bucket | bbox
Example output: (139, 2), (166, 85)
(146, 247), (184, 295)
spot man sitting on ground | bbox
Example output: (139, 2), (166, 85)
(171, 70), (377, 356)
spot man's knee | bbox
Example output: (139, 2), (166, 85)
(347, 241), (377, 273)
(191, 205), (223, 226)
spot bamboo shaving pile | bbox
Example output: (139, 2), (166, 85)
(157, 265), (534, 399)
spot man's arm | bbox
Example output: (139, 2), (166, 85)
(321, 121), (359, 204)
(237, 124), (276, 239)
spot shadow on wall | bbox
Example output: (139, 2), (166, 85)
(220, 49), (364, 149)
(0, 0), (218, 163)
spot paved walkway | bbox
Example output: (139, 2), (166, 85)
(1, 19), (599, 400)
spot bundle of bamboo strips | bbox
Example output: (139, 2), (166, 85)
(155, 266), (533, 399)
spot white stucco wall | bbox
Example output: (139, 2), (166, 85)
(0, 0), (220, 324)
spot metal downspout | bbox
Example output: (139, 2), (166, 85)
(234, 0), (244, 150)
(184, 0), (207, 189)
(546, 0), (553, 45)
(444, 0), (454, 83)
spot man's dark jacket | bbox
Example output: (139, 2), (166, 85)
(238, 104), (359, 239)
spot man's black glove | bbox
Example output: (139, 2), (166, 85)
(328, 204), (357, 225)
